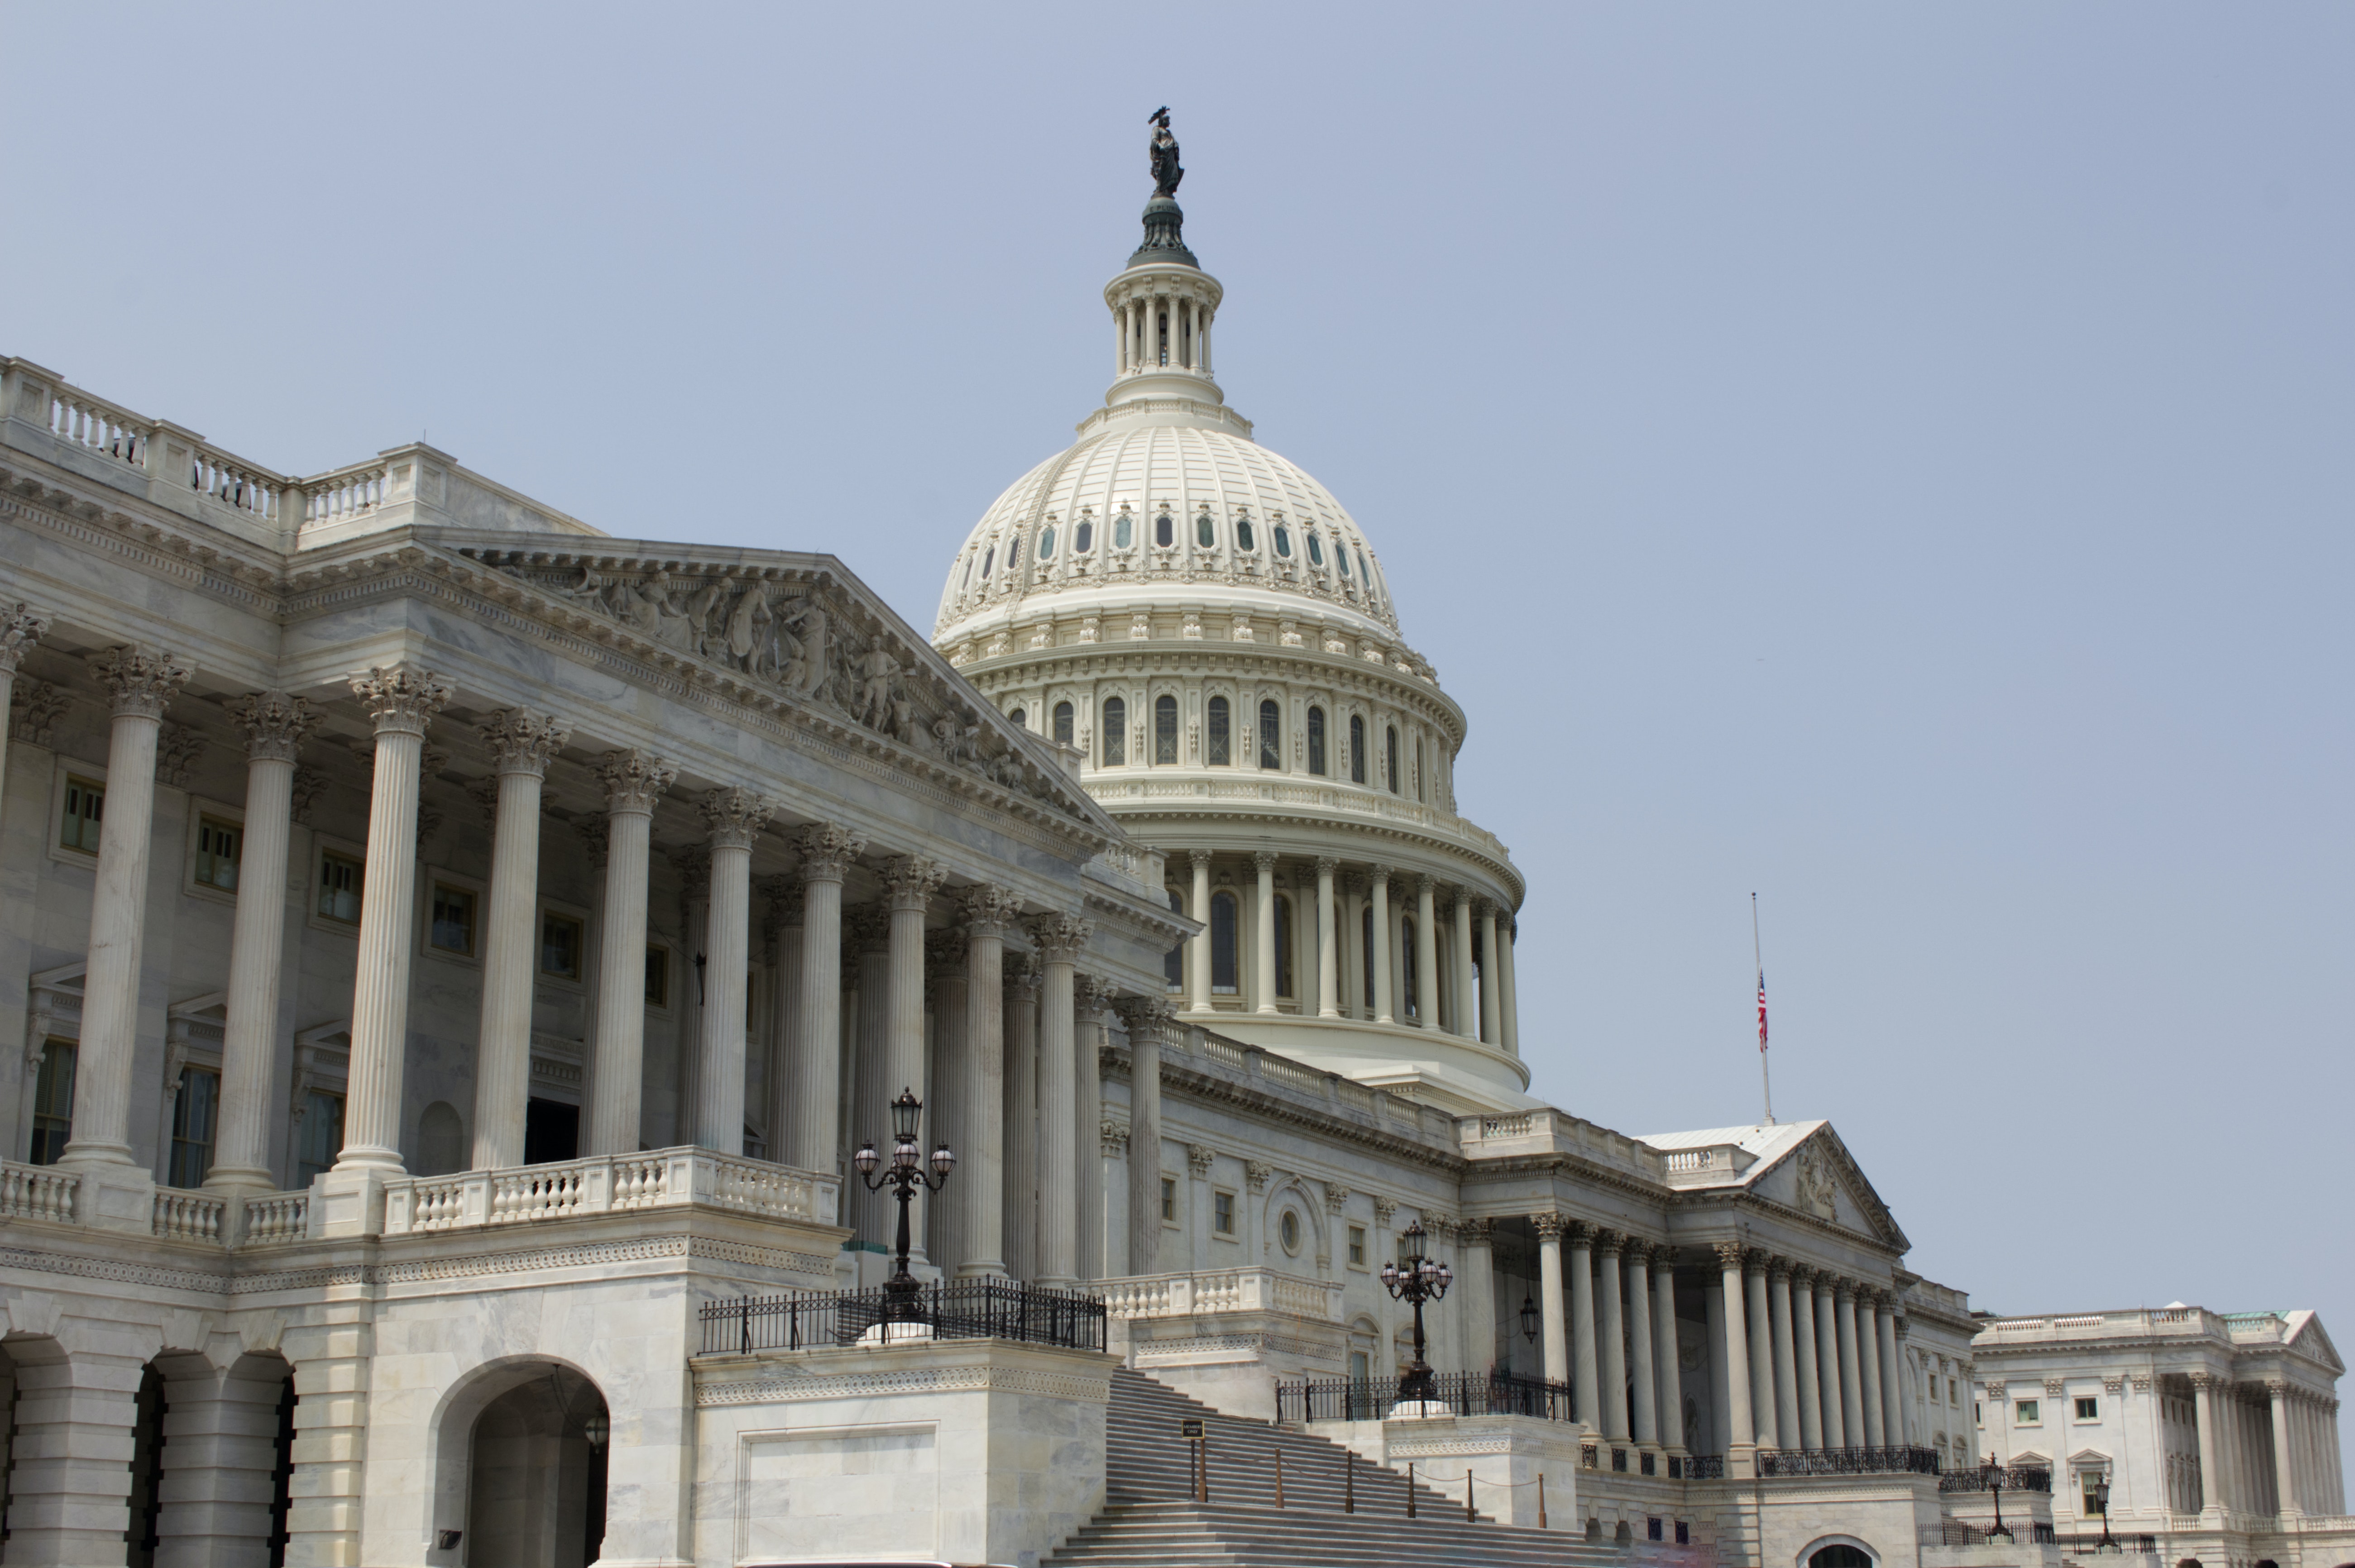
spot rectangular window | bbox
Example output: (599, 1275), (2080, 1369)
(1349, 716), (1366, 784)
(59, 776), (104, 853)
(194, 816), (242, 891)
(168, 1066), (220, 1188)
(1207, 699), (1231, 766)
(318, 850), (363, 924)
(430, 884), (478, 956)
(28, 1039), (75, 1164)
(2075, 1396), (2099, 1421)
(1213, 1191), (1235, 1235)
(1348, 1225), (1367, 1267)
(646, 945), (670, 1007)
(2015, 1399), (2039, 1425)
(296, 1090), (345, 1186)
(541, 912), (584, 979)
(1160, 1176), (1177, 1223)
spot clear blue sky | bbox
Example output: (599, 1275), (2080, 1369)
(6, 2), (2348, 1486)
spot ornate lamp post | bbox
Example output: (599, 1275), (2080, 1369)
(1984, 1455), (2013, 1541)
(852, 1089), (954, 1323)
(1379, 1220), (1453, 1404)
(2092, 1473), (2116, 1553)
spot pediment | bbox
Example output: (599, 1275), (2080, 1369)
(2287, 1313), (2344, 1375)
(1757, 1126), (1910, 1252)
(438, 535), (1123, 841)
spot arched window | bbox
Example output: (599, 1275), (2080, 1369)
(1236, 516), (1256, 552)
(1356, 547), (1372, 588)
(1101, 696), (1126, 766)
(1008, 707), (1026, 729)
(1074, 518), (1094, 554)
(1306, 530), (1325, 567)
(1385, 725), (1401, 794)
(1337, 545), (1351, 578)
(1809, 1548), (1874, 1568)
(1273, 523), (1292, 559)
(1400, 918), (1418, 1018)
(1307, 707), (1327, 775)
(1113, 512), (1133, 550)
(1207, 697), (1231, 766)
(1053, 701), (1074, 746)
(1211, 891), (1239, 994)
(1350, 715), (1367, 784)
(1158, 309), (1169, 365)
(1258, 700), (1281, 770)
(1414, 736), (1426, 802)
(980, 546), (996, 579)
(1154, 694), (1178, 765)
(1163, 888), (1185, 989)
(1273, 894), (1295, 999)
(1196, 511), (1216, 550)
(1038, 525), (1056, 560)
(962, 554), (976, 589)
(1155, 511), (1173, 548)
(1361, 904), (1375, 1009)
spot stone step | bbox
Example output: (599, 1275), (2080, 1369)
(1043, 1501), (1630, 1568)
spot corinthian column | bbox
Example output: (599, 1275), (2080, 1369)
(1716, 1241), (1756, 1456)
(1769, 1261), (1801, 1452)
(0, 604), (50, 838)
(1598, 1232), (1630, 1442)
(469, 711), (571, 1171)
(1004, 958), (1040, 1280)
(956, 885), (1021, 1278)
(1477, 901), (1501, 1046)
(333, 666), (451, 1181)
(1072, 972), (1106, 1281)
(1116, 994), (1171, 1276)
(1790, 1264), (1824, 1449)
(61, 648), (190, 1168)
(1030, 916), (1089, 1286)
(1498, 918), (1520, 1054)
(697, 788), (773, 1152)
(1534, 1213), (1569, 1385)
(1187, 851), (1212, 1013)
(207, 693), (316, 1192)
(1253, 851), (1278, 1013)
(1570, 1222), (1599, 1430)
(1627, 1241), (1659, 1449)
(882, 856), (943, 1257)
(1414, 876), (1440, 1028)
(1653, 1252), (1685, 1453)
(585, 751), (675, 1156)
(1452, 890), (1478, 1040)
(1369, 865), (1395, 1024)
(1314, 857), (1340, 1017)
(790, 825), (862, 1173)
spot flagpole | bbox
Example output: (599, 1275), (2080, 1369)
(1752, 892), (1773, 1126)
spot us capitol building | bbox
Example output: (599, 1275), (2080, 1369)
(0, 125), (2341, 1568)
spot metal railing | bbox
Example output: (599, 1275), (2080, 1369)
(699, 1281), (1106, 1357)
(1939, 1464), (2053, 1493)
(1677, 1454), (1726, 1480)
(1274, 1369), (1576, 1425)
(1760, 1445), (1943, 1477)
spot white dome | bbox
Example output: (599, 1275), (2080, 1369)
(934, 422), (1401, 644)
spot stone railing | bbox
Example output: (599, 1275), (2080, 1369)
(153, 1188), (230, 1243)
(1975, 1308), (2227, 1346)
(1099, 1267), (1341, 1323)
(240, 1189), (311, 1244)
(1658, 1143), (1758, 1186)
(1, 1165), (315, 1246)
(382, 1147), (839, 1235)
(0, 1161), (80, 1224)
(1458, 1110), (1674, 1185)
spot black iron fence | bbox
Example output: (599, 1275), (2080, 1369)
(1759, 1445), (1942, 1478)
(1273, 1369), (1576, 1425)
(1676, 1454), (1725, 1480)
(698, 1281), (1106, 1356)
(1938, 1464), (2053, 1494)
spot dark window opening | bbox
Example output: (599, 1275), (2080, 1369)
(1101, 697), (1126, 766)
(1258, 700), (1281, 770)
(1307, 707), (1327, 775)
(1350, 716), (1367, 784)
(1207, 697), (1231, 766)
(1163, 889), (1185, 989)
(523, 1098), (580, 1166)
(1053, 701), (1075, 746)
(1211, 891), (1239, 994)
(1155, 695), (1178, 765)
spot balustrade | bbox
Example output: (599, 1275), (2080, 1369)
(382, 1147), (839, 1235)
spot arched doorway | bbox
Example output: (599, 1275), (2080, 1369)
(1809, 1543), (1875, 1568)
(458, 1363), (608, 1567)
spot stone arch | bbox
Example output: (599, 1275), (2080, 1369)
(425, 1355), (609, 1568)
(2174, 1558), (2202, 1568)
(1262, 1177), (1325, 1268)
(1801, 1536), (1879, 1568)
(148, 1348), (297, 1567)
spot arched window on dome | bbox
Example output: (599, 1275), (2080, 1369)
(1154, 695), (1178, 765)
(1349, 715), (1367, 784)
(1306, 530), (1325, 567)
(1074, 517), (1094, 554)
(1196, 510), (1216, 550)
(1400, 917), (1419, 1019)
(1163, 888), (1185, 990)
(1356, 547), (1373, 593)
(1154, 511), (1174, 548)
(1273, 894), (1295, 999)
(1258, 700), (1281, 770)
(1206, 697), (1231, 766)
(1038, 525), (1056, 561)
(1211, 890), (1239, 994)
(1101, 697), (1126, 766)
(1307, 707), (1327, 776)
(1361, 904), (1375, 1010)
(1336, 545), (1352, 578)
(1053, 701), (1074, 746)
(1385, 725), (1400, 795)
(1008, 707), (1026, 730)
(981, 545), (996, 579)
(1272, 522), (1292, 559)
(1236, 515), (1256, 553)
(1114, 510), (1134, 550)
(1414, 736), (1426, 803)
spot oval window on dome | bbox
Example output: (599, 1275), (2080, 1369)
(1236, 517), (1256, 552)
(1305, 530), (1324, 567)
(1155, 512), (1173, 548)
(1038, 526), (1056, 561)
(1273, 524), (1292, 559)
(1074, 519), (1093, 554)
(1196, 511), (1216, 550)
(1335, 545), (1351, 578)
(980, 546), (996, 579)
(1355, 548), (1372, 590)
(963, 554), (977, 588)
(1115, 512), (1134, 550)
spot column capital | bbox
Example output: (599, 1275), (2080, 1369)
(924, 927), (967, 970)
(597, 750), (678, 814)
(1625, 1238), (1660, 1268)
(1245, 1160), (1274, 1193)
(1452, 886), (1477, 913)
(1788, 1262), (1817, 1289)
(1744, 1248), (1773, 1278)
(1532, 1211), (1568, 1240)
(961, 883), (1024, 937)
(1594, 1228), (1625, 1259)
(1099, 1119), (1129, 1156)
(1314, 855), (1340, 876)
(349, 664), (450, 736)
(479, 709), (572, 777)
(226, 691), (317, 763)
(1713, 1240), (1747, 1271)
(842, 903), (891, 954)
(1343, 871), (1369, 897)
(1567, 1219), (1596, 1249)
(1416, 873), (1439, 897)
(1321, 1181), (1350, 1213)
(1188, 848), (1214, 868)
(700, 786), (775, 850)
(1186, 1143), (1216, 1177)
(1114, 991), (1175, 1043)
(792, 822), (865, 883)
(1073, 970), (1111, 1012)
(2257, 1375), (2284, 1396)
(1475, 895), (1499, 918)
(1027, 912), (1093, 962)
(464, 775), (502, 822)
(1251, 849), (1278, 873)
(1767, 1256), (1790, 1283)
(1833, 1277), (1858, 1303)
(1463, 1216), (1495, 1245)
(574, 817), (608, 872)
(1007, 958), (1041, 1002)
(0, 602), (51, 675)
(1369, 863), (1393, 885)
(882, 855), (945, 912)
(759, 875), (803, 928)
(2044, 1377), (2068, 1399)
(1372, 1195), (1397, 1226)
(1893, 1315), (1910, 1339)
(90, 645), (191, 719)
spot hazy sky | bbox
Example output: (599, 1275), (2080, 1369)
(6, 2), (2348, 1484)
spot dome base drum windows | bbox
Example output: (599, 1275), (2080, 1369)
(1385, 725), (1401, 795)
(1154, 694), (1178, 765)
(1207, 696), (1231, 766)
(1307, 706), (1327, 776)
(1258, 699), (1281, 770)
(1053, 701), (1074, 747)
(1349, 715), (1367, 784)
(1101, 696), (1126, 766)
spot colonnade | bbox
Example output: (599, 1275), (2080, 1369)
(1524, 1220), (1912, 1457)
(2187, 1373), (2349, 1519)
(1178, 850), (1519, 1052)
(1114, 284), (1211, 376)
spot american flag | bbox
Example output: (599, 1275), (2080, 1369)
(1756, 970), (1769, 1054)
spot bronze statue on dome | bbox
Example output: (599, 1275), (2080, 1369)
(1149, 107), (1183, 198)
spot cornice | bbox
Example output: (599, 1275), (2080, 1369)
(959, 642), (1465, 738)
(1102, 1041), (1465, 1177)
(1111, 804), (1521, 903)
